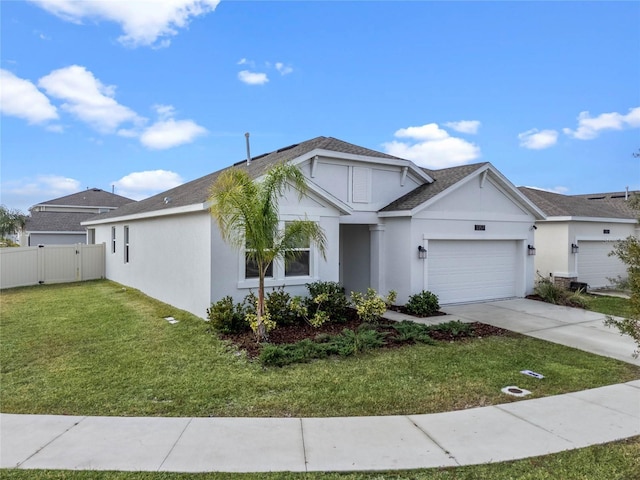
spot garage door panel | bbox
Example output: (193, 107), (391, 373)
(578, 241), (627, 289)
(428, 240), (518, 304)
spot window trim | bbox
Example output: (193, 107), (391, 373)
(124, 225), (130, 263)
(111, 226), (116, 254)
(237, 217), (319, 289)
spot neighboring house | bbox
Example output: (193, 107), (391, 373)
(84, 136), (544, 318)
(519, 187), (639, 290)
(23, 189), (134, 246)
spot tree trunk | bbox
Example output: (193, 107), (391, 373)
(256, 269), (268, 343)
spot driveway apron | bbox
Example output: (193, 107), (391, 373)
(443, 298), (640, 366)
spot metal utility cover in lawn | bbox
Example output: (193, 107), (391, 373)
(502, 386), (531, 397)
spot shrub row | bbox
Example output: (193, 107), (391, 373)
(207, 284), (441, 335)
(259, 320), (475, 367)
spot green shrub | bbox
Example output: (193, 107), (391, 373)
(534, 278), (566, 305)
(207, 296), (249, 334)
(305, 281), (349, 323)
(265, 287), (298, 325)
(259, 340), (326, 367)
(351, 288), (395, 323)
(326, 326), (386, 356)
(259, 326), (386, 366)
(391, 321), (436, 344)
(429, 320), (473, 337)
(567, 288), (589, 308)
(405, 290), (440, 316)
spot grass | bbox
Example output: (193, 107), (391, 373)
(587, 294), (633, 318)
(2, 437), (639, 479)
(1, 280), (639, 418)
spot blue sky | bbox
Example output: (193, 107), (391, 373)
(2, 1), (639, 212)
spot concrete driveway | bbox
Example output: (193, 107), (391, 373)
(443, 298), (640, 366)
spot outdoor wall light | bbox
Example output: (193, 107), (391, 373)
(527, 245), (536, 256)
(418, 245), (427, 259)
(571, 243), (579, 254)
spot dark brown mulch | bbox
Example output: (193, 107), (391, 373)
(220, 309), (512, 359)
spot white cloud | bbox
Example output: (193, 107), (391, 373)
(140, 118), (207, 150)
(237, 58), (255, 67)
(153, 104), (176, 120)
(27, 0), (219, 48)
(444, 120), (481, 134)
(238, 70), (269, 85)
(38, 65), (143, 133)
(0, 69), (59, 124)
(1, 174), (82, 211)
(518, 129), (558, 150)
(275, 62), (293, 75)
(383, 122), (481, 168)
(394, 123), (450, 141)
(563, 107), (640, 140)
(113, 170), (184, 200)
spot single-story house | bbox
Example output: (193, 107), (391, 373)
(518, 187), (639, 289)
(84, 136), (545, 318)
(23, 188), (133, 246)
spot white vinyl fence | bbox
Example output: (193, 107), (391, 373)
(0, 244), (105, 289)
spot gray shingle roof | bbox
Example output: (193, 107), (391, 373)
(26, 211), (96, 232)
(571, 191), (639, 218)
(36, 188), (134, 208)
(518, 187), (635, 219)
(380, 163), (488, 211)
(86, 136), (405, 222)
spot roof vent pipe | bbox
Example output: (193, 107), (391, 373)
(626, 186), (629, 200)
(245, 132), (251, 166)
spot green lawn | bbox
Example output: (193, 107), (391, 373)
(1, 280), (638, 418)
(2, 437), (639, 479)
(587, 294), (633, 318)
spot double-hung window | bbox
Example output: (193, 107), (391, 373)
(245, 242), (272, 279)
(284, 222), (310, 277)
(124, 225), (130, 263)
(111, 226), (116, 253)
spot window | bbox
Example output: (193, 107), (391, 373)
(245, 238), (272, 279)
(124, 226), (130, 263)
(111, 226), (116, 253)
(285, 223), (310, 277)
(245, 257), (273, 279)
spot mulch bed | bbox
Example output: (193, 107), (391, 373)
(220, 308), (512, 359)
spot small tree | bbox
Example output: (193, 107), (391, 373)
(604, 190), (640, 357)
(0, 205), (27, 241)
(209, 162), (327, 342)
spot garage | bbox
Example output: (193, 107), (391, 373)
(427, 240), (519, 304)
(578, 240), (627, 289)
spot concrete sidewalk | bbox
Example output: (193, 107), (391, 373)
(2, 381), (639, 473)
(443, 298), (640, 366)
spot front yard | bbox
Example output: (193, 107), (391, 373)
(1, 280), (638, 418)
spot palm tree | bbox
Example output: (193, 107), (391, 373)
(209, 162), (327, 341)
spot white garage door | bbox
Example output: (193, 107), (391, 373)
(428, 240), (518, 304)
(578, 241), (627, 289)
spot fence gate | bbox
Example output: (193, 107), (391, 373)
(0, 244), (105, 289)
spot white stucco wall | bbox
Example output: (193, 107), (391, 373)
(535, 218), (638, 282)
(381, 174), (538, 303)
(95, 211), (212, 318)
(300, 156), (422, 213)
